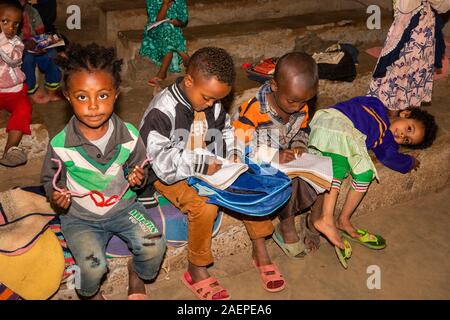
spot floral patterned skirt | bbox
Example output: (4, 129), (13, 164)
(368, 2), (435, 111)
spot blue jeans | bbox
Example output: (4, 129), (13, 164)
(60, 202), (167, 297)
(22, 49), (61, 94)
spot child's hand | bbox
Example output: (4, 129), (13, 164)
(24, 40), (36, 51)
(128, 166), (145, 187)
(229, 153), (242, 163)
(52, 188), (71, 210)
(274, 149), (296, 164)
(292, 147), (306, 158)
(411, 157), (421, 171)
(206, 158), (222, 175)
(163, 0), (174, 7)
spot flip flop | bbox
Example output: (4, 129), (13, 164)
(252, 259), (285, 293)
(272, 223), (308, 259)
(147, 77), (163, 87)
(334, 239), (352, 269)
(341, 228), (386, 250)
(181, 272), (230, 300)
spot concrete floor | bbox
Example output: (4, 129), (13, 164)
(104, 185), (449, 300)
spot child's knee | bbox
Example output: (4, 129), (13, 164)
(132, 236), (167, 280)
(133, 235), (167, 259)
(350, 170), (374, 192)
(187, 203), (218, 224)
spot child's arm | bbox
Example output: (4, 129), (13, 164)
(232, 99), (278, 163)
(142, 109), (215, 184)
(40, 145), (71, 209)
(172, 0), (188, 27)
(372, 141), (415, 173)
(125, 136), (149, 189)
(0, 35), (24, 67)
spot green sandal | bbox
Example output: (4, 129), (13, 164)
(341, 229), (386, 250)
(335, 239), (352, 269)
(272, 224), (308, 259)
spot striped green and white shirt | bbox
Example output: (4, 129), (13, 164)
(41, 114), (148, 221)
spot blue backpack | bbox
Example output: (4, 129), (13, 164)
(188, 159), (292, 216)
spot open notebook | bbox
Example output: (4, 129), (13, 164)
(194, 157), (248, 190)
(271, 153), (333, 193)
(146, 18), (171, 31)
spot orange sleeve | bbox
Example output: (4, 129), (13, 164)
(232, 99), (262, 144)
(299, 103), (309, 129)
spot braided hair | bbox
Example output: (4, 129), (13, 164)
(55, 43), (123, 90)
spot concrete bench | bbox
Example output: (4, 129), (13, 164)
(116, 9), (391, 74)
(98, 0), (393, 45)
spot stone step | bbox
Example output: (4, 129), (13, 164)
(117, 8), (391, 75)
(99, 0), (392, 44)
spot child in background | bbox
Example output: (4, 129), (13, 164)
(233, 52), (323, 257)
(0, 0), (32, 167)
(19, 0), (61, 104)
(140, 47), (285, 299)
(308, 96), (437, 266)
(140, 0), (189, 86)
(41, 43), (166, 300)
(368, 0), (450, 113)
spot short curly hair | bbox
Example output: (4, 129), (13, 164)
(55, 43), (123, 90)
(404, 107), (438, 149)
(274, 51), (318, 90)
(187, 47), (235, 86)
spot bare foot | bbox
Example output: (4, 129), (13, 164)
(47, 90), (62, 102)
(30, 92), (50, 104)
(127, 260), (147, 298)
(314, 217), (345, 249)
(336, 218), (359, 238)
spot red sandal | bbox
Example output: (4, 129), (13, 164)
(147, 76), (163, 87)
(252, 259), (285, 293)
(182, 272), (230, 300)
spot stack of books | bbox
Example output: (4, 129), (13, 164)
(271, 153), (333, 193)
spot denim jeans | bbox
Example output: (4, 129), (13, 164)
(22, 48), (61, 94)
(60, 202), (167, 297)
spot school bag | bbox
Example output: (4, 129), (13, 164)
(187, 158), (292, 216)
(313, 43), (358, 82)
